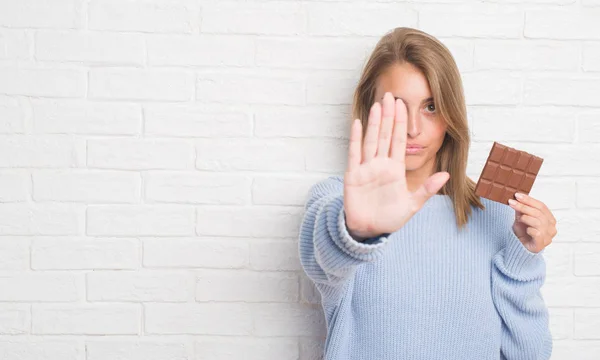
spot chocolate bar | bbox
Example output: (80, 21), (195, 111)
(474, 142), (543, 205)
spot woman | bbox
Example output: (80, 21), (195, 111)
(298, 27), (556, 360)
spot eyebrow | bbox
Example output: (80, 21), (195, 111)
(393, 96), (434, 105)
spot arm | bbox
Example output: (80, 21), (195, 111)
(298, 176), (391, 300)
(491, 227), (553, 360)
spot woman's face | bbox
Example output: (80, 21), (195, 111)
(373, 62), (448, 173)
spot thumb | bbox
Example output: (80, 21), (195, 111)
(412, 172), (450, 208)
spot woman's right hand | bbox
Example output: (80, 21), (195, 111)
(344, 92), (450, 240)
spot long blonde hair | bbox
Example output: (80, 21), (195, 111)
(352, 27), (484, 229)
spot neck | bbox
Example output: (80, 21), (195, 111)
(406, 157), (438, 194)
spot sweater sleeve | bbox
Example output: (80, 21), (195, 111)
(491, 226), (553, 360)
(298, 176), (392, 297)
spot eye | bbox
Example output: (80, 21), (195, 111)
(425, 103), (436, 113)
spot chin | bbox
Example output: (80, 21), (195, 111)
(405, 159), (424, 172)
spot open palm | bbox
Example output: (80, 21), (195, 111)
(343, 92), (450, 239)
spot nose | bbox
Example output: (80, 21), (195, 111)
(406, 108), (421, 138)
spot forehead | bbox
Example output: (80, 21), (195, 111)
(375, 63), (432, 101)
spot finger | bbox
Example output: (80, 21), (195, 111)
(412, 172), (450, 208)
(347, 119), (362, 173)
(515, 193), (547, 213)
(526, 227), (544, 249)
(377, 92), (395, 158)
(516, 193), (556, 225)
(363, 101), (381, 162)
(390, 97), (408, 162)
(508, 198), (543, 219)
(517, 213), (542, 230)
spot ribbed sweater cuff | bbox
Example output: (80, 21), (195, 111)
(501, 229), (546, 281)
(325, 195), (391, 261)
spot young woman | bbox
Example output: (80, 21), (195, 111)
(298, 27), (556, 360)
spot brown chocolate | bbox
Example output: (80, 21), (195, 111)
(474, 142), (543, 205)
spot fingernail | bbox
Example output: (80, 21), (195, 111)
(508, 199), (517, 206)
(515, 193), (524, 199)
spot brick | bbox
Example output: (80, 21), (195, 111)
(87, 271), (191, 301)
(0, 237), (30, 270)
(36, 31), (144, 65)
(87, 205), (195, 236)
(252, 175), (329, 206)
(577, 179), (600, 209)
(0, 171), (29, 202)
(306, 71), (359, 105)
(249, 240), (302, 271)
(147, 35), (254, 67)
(31, 237), (139, 270)
(577, 111), (600, 143)
(552, 340), (600, 360)
(525, 10), (600, 40)
(0, 67), (85, 98)
(543, 243), (572, 277)
(543, 276), (600, 307)
(33, 170), (140, 203)
(0, 305), (29, 334)
(196, 205), (302, 238)
(251, 303), (326, 336)
(583, 42), (600, 71)
(420, 5), (522, 38)
(462, 72), (521, 105)
(575, 308), (600, 339)
(0, 273), (80, 301)
(88, 0), (199, 33)
(0, 0), (80, 29)
(0, 203), (82, 235)
(142, 238), (249, 269)
(304, 138), (348, 173)
(197, 72), (304, 105)
(254, 105), (350, 139)
(144, 104), (251, 137)
(86, 339), (189, 360)
(549, 307), (573, 340)
(256, 38), (374, 70)
(470, 107), (575, 142)
(89, 69), (194, 102)
(0, 30), (30, 60)
(524, 77), (600, 106)
(87, 139), (194, 170)
(195, 138), (305, 172)
(195, 269), (298, 302)
(574, 243), (600, 276)
(32, 304), (140, 335)
(0, 96), (25, 134)
(0, 341), (80, 360)
(145, 172), (250, 205)
(307, 3), (417, 36)
(144, 303), (252, 335)
(32, 99), (140, 135)
(202, 2), (305, 35)
(194, 337), (299, 360)
(474, 40), (579, 70)
(0, 135), (80, 168)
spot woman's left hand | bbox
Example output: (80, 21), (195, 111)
(508, 193), (557, 254)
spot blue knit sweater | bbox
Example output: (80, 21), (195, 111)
(298, 175), (552, 360)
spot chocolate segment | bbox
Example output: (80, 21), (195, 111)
(474, 142), (544, 205)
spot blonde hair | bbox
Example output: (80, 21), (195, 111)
(351, 27), (484, 229)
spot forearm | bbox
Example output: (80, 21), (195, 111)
(492, 229), (553, 360)
(298, 177), (391, 293)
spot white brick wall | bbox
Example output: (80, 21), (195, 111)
(0, 0), (597, 358)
